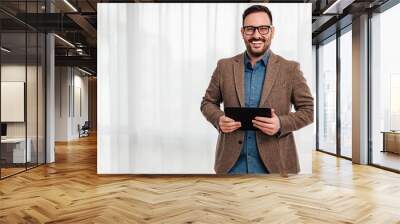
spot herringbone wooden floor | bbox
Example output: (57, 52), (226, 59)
(1, 135), (400, 224)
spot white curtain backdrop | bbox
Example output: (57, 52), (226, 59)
(97, 3), (314, 174)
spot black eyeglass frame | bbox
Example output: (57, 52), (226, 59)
(242, 25), (273, 35)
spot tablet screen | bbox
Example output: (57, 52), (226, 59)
(224, 107), (272, 130)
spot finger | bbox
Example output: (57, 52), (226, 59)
(220, 124), (241, 133)
(228, 127), (240, 132)
(221, 127), (231, 133)
(252, 120), (275, 129)
(229, 123), (242, 130)
(223, 126), (240, 133)
(271, 109), (277, 117)
(232, 123), (242, 129)
(254, 116), (274, 123)
(253, 124), (267, 133)
(253, 124), (274, 134)
(253, 116), (268, 122)
(221, 122), (241, 128)
(221, 128), (231, 133)
(221, 116), (235, 122)
(252, 120), (269, 128)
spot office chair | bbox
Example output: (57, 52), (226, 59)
(79, 121), (90, 138)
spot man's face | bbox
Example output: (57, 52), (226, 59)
(241, 12), (274, 58)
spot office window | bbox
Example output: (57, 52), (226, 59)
(371, 3), (400, 171)
(340, 29), (352, 158)
(318, 37), (337, 154)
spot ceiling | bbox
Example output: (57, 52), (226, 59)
(0, 0), (394, 74)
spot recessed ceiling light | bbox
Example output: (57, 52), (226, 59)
(78, 67), (93, 76)
(54, 34), (75, 48)
(63, 0), (78, 12)
(1, 47), (11, 53)
(322, 0), (354, 15)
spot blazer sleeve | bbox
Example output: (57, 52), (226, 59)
(277, 62), (314, 137)
(200, 60), (225, 131)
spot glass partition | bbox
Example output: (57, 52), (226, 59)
(27, 30), (38, 169)
(0, 1), (46, 179)
(1, 30), (28, 177)
(38, 32), (45, 165)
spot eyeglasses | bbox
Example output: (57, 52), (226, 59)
(243, 25), (273, 35)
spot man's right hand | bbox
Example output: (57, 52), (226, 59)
(218, 115), (241, 133)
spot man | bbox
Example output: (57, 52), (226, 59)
(200, 5), (314, 176)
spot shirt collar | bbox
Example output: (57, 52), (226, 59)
(244, 48), (271, 68)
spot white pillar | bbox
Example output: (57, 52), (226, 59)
(46, 32), (55, 163)
(45, 0), (56, 163)
(352, 14), (369, 164)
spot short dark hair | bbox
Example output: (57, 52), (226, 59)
(242, 5), (273, 26)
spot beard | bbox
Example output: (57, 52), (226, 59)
(245, 37), (270, 58)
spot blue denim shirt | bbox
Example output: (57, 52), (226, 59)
(228, 50), (270, 174)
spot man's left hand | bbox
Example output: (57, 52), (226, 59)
(252, 109), (280, 135)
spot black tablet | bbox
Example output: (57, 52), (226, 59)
(224, 107), (272, 131)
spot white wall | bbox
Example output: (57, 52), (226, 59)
(72, 73), (89, 137)
(55, 67), (68, 141)
(98, 3), (314, 174)
(1, 66), (26, 129)
(55, 67), (89, 141)
(1, 82), (24, 122)
(1, 65), (40, 138)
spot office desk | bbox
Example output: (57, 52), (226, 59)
(1, 138), (31, 163)
(381, 131), (400, 154)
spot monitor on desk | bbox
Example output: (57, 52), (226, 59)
(1, 123), (7, 138)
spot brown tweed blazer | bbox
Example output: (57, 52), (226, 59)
(200, 50), (314, 175)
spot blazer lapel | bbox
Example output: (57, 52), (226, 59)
(233, 53), (245, 107)
(259, 51), (280, 107)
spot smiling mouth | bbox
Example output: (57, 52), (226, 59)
(250, 40), (264, 48)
